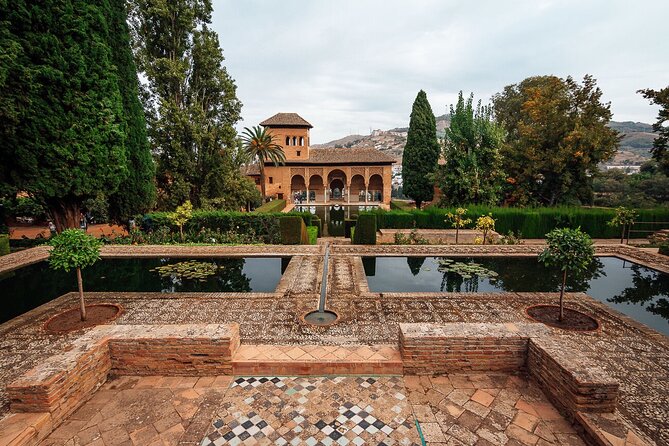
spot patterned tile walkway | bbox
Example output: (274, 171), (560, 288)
(202, 376), (420, 446)
(36, 373), (583, 445)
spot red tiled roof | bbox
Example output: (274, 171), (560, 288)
(260, 113), (313, 128)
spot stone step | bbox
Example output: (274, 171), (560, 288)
(232, 344), (402, 376)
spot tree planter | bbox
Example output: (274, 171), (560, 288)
(526, 304), (599, 332)
(44, 303), (124, 334)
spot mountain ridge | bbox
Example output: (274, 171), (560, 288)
(313, 117), (655, 165)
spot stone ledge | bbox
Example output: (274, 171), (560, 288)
(399, 322), (619, 417)
(6, 324), (239, 427)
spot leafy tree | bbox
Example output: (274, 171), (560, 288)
(0, 0), (128, 231)
(608, 206), (638, 244)
(402, 90), (440, 209)
(106, 0), (156, 225)
(436, 92), (505, 206)
(241, 126), (286, 200)
(169, 200), (193, 242)
(445, 207), (472, 244)
(474, 214), (495, 245)
(493, 75), (619, 205)
(538, 228), (594, 321)
(638, 86), (669, 175)
(48, 229), (102, 321)
(129, 0), (242, 209)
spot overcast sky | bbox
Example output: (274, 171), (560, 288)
(212, 0), (668, 143)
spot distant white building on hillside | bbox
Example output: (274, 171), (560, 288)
(603, 165), (641, 174)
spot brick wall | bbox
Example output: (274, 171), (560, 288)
(528, 338), (618, 413)
(8, 324), (240, 421)
(400, 323), (619, 414)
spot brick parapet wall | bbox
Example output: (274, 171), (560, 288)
(7, 324), (239, 420)
(400, 323), (618, 415)
(528, 337), (618, 413)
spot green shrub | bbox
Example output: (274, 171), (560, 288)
(312, 215), (322, 236)
(344, 218), (357, 238)
(350, 226), (355, 242)
(307, 226), (318, 245)
(254, 199), (286, 213)
(280, 216), (309, 245)
(659, 243), (669, 256)
(141, 209), (312, 244)
(0, 234), (9, 256)
(364, 206), (669, 239)
(390, 200), (412, 211)
(353, 213), (377, 245)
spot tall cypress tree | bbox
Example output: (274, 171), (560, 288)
(106, 0), (156, 225)
(402, 90), (440, 209)
(0, 0), (127, 231)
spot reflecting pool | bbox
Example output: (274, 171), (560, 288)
(0, 257), (290, 323)
(363, 256), (669, 336)
(293, 205), (377, 236)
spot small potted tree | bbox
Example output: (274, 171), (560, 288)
(169, 200), (193, 242)
(608, 206), (637, 244)
(48, 229), (102, 321)
(475, 214), (496, 245)
(445, 208), (471, 244)
(530, 227), (598, 330)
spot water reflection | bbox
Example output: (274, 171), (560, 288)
(609, 264), (669, 319)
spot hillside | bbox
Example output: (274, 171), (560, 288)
(314, 117), (655, 165)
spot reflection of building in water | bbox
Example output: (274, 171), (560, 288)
(243, 113), (394, 205)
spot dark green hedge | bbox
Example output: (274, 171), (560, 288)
(280, 216), (308, 245)
(365, 206), (669, 239)
(312, 215), (322, 237)
(0, 234), (9, 256)
(659, 243), (669, 256)
(141, 210), (313, 244)
(353, 214), (377, 245)
(254, 199), (286, 213)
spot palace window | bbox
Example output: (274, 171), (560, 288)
(269, 177), (273, 184)
(299, 136), (304, 146)
(285, 136), (290, 146)
(296, 150), (301, 157)
(293, 136), (297, 146)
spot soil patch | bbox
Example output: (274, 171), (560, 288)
(526, 304), (599, 331)
(44, 303), (123, 334)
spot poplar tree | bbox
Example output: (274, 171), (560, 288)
(0, 0), (127, 231)
(129, 0), (245, 210)
(402, 90), (440, 209)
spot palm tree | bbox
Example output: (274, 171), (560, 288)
(241, 126), (286, 200)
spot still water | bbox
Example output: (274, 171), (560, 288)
(0, 257), (289, 323)
(363, 256), (669, 336)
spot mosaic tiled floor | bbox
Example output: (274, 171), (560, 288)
(201, 376), (420, 446)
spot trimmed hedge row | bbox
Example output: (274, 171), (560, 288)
(307, 226), (318, 245)
(279, 216), (309, 244)
(363, 206), (669, 239)
(254, 199), (286, 213)
(353, 214), (377, 245)
(141, 210), (313, 244)
(0, 234), (9, 256)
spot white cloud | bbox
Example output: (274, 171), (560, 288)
(213, 0), (668, 142)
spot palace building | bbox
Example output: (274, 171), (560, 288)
(245, 113), (395, 206)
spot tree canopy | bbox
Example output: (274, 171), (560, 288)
(402, 90), (440, 209)
(638, 86), (669, 176)
(436, 92), (505, 206)
(0, 0), (130, 231)
(129, 0), (245, 210)
(493, 75), (619, 206)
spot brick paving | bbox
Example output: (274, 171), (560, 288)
(1, 244), (669, 444)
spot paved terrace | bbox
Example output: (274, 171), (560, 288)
(0, 244), (668, 445)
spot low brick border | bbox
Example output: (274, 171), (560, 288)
(524, 304), (601, 332)
(399, 322), (619, 414)
(42, 302), (124, 334)
(6, 323), (240, 439)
